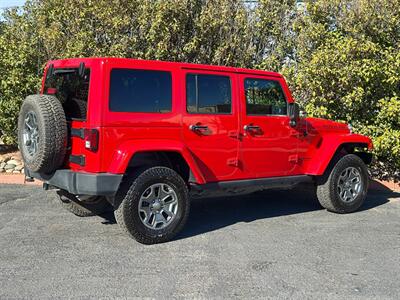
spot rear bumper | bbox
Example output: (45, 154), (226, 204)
(25, 169), (123, 196)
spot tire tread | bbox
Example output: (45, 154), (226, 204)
(115, 167), (189, 244)
(18, 94), (67, 173)
(316, 154), (369, 213)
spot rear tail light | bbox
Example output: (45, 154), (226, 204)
(84, 129), (99, 152)
(47, 88), (57, 94)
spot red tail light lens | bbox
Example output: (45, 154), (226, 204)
(47, 88), (57, 94)
(84, 129), (99, 152)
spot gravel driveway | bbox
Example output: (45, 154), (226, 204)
(0, 184), (399, 299)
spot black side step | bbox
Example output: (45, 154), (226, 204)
(190, 175), (313, 198)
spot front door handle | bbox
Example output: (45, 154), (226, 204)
(243, 124), (261, 132)
(189, 124), (209, 132)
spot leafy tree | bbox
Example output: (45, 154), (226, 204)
(0, 0), (399, 180)
(187, 0), (254, 67)
(252, 0), (298, 70)
(283, 0), (400, 179)
(0, 6), (42, 144)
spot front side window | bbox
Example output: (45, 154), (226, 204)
(186, 74), (231, 114)
(245, 78), (287, 115)
(109, 69), (172, 113)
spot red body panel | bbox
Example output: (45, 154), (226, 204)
(297, 117), (373, 175)
(180, 68), (241, 182)
(238, 74), (299, 178)
(42, 58), (373, 183)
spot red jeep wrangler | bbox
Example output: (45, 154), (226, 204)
(18, 58), (373, 244)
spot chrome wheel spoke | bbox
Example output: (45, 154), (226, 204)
(162, 208), (173, 217)
(154, 213), (166, 227)
(160, 184), (175, 202)
(25, 121), (33, 131)
(141, 186), (156, 202)
(32, 140), (37, 154)
(139, 204), (153, 221)
(340, 189), (346, 199)
(163, 203), (176, 218)
(348, 170), (358, 182)
(345, 190), (352, 201)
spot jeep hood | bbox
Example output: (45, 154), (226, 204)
(304, 117), (350, 134)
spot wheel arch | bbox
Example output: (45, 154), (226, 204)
(107, 140), (206, 184)
(322, 143), (371, 176)
(304, 134), (373, 176)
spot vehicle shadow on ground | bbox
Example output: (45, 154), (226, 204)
(176, 187), (394, 240)
(100, 186), (395, 240)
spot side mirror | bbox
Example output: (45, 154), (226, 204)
(288, 102), (300, 127)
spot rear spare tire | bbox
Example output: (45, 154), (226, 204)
(18, 94), (67, 173)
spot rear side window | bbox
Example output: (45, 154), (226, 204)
(44, 68), (90, 120)
(244, 78), (287, 115)
(109, 69), (172, 113)
(186, 74), (231, 114)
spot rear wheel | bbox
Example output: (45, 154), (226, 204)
(57, 190), (113, 217)
(316, 154), (369, 213)
(114, 167), (190, 244)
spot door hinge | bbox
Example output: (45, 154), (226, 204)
(70, 154), (85, 166)
(227, 158), (240, 167)
(70, 128), (85, 139)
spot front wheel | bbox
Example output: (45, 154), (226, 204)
(114, 167), (190, 244)
(316, 154), (369, 213)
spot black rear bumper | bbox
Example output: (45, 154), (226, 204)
(25, 169), (123, 196)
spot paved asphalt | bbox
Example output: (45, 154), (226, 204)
(0, 184), (399, 299)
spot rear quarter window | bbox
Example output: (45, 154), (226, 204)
(109, 69), (172, 113)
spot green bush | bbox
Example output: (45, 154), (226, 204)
(282, 0), (400, 180)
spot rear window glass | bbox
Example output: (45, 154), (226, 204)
(186, 74), (231, 114)
(44, 68), (90, 120)
(109, 69), (172, 113)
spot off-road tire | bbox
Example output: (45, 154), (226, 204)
(18, 94), (67, 173)
(115, 167), (190, 245)
(316, 154), (369, 213)
(57, 190), (113, 217)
